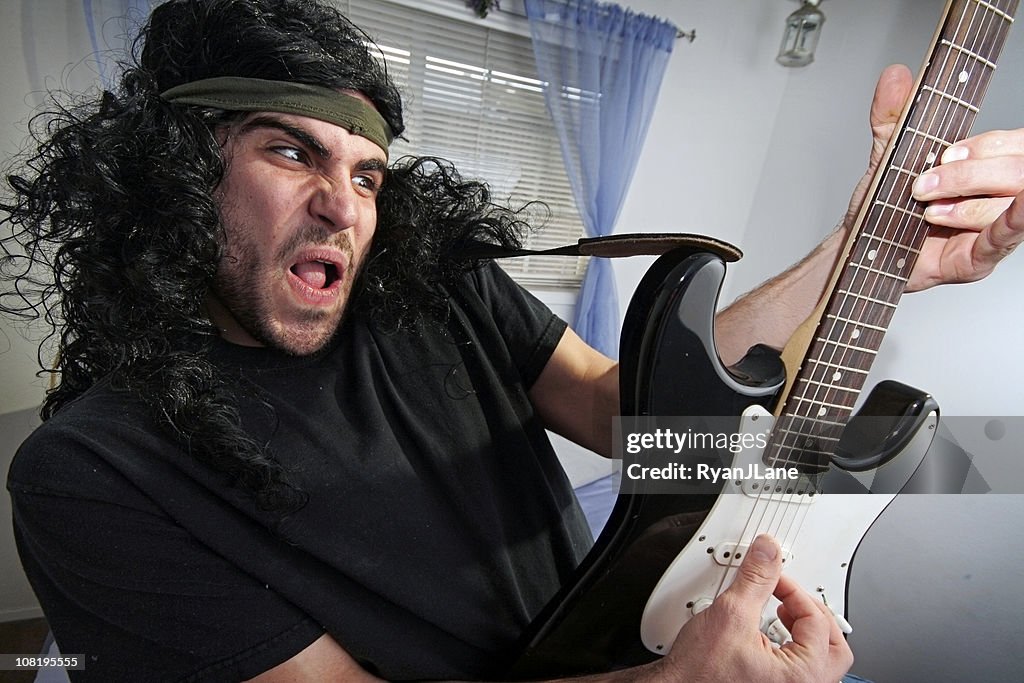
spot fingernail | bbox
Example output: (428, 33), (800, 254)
(924, 203), (952, 218)
(942, 145), (969, 163)
(750, 535), (778, 562)
(913, 171), (939, 197)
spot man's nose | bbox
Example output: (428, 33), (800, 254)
(309, 177), (360, 231)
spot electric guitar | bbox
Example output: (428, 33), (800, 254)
(507, 0), (1018, 676)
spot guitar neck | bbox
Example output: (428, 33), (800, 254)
(768, 0), (1017, 466)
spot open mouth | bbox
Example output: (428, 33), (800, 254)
(290, 260), (341, 290)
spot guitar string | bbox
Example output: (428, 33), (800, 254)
(770, 0), (994, 500)
(759, 0), (1004, 599)
(706, 0), (1008, 610)
(749, 0), (1010, 609)
(769, 0), (997, 544)
(707, 0), (993, 609)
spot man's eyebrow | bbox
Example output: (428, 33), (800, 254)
(240, 115), (331, 160)
(356, 158), (388, 174)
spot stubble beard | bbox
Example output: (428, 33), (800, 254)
(212, 224), (359, 356)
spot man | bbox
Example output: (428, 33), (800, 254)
(2, 0), (1021, 681)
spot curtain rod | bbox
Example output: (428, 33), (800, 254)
(487, 2), (696, 43)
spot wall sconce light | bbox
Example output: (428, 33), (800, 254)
(776, 0), (826, 67)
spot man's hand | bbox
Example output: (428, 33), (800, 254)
(909, 125), (1024, 290)
(845, 64), (1024, 292)
(654, 535), (853, 683)
(842, 64), (916, 232)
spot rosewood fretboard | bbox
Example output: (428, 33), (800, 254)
(768, 0), (1018, 470)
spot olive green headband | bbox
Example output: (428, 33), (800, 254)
(160, 76), (394, 157)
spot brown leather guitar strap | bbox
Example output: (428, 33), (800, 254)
(460, 233), (742, 262)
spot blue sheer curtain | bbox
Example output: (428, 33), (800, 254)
(83, 0), (154, 88)
(524, 0), (677, 358)
(17, 1), (153, 109)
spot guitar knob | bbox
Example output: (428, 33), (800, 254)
(690, 598), (713, 616)
(826, 604), (854, 635)
(761, 617), (792, 646)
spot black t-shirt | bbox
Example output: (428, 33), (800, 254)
(7, 263), (593, 681)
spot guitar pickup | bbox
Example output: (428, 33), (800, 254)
(712, 542), (794, 567)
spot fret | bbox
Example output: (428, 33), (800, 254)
(790, 395), (854, 413)
(770, 439), (839, 458)
(860, 234), (922, 255)
(849, 261), (911, 283)
(836, 290), (900, 309)
(776, 414), (848, 432)
(798, 378), (860, 394)
(774, 424), (848, 448)
(939, 39), (997, 69)
(825, 314), (888, 333)
(845, 273), (904, 303)
(768, 451), (834, 469)
(802, 366), (868, 389)
(805, 358), (870, 375)
(801, 370), (868, 391)
(772, 420), (849, 445)
(769, 441), (836, 462)
(906, 125), (955, 149)
(814, 337), (880, 354)
(931, 42), (991, 81)
(920, 85), (981, 113)
(773, 427), (843, 446)
(872, 199), (926, 221)
(833, 301), (895, 335)
(970, 0), (1015, 22)
(774, 411), (847, 432)
(904, 30), (1003, 140)
(819, 316), (885, 342)
(817, 330), (884, 358)
(889, 164), (920, 180)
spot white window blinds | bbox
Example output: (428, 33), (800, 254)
(334, 0), (587, 288)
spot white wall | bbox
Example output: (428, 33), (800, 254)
(0, 0), (107, 625)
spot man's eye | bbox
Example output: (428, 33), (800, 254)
(353, 175), (380, 195)
(272, 146), (308, 164)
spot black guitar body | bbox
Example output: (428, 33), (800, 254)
(506, 246), (936, 679)
(511, 247), (775, 677)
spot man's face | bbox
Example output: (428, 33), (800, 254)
(208, 107), (387, 355)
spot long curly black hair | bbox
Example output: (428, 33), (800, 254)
(1, 0), (525, 511)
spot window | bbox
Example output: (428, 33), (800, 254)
(336, 0), (587, 289)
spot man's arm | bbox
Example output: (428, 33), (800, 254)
(528, 325), (618, 457)
(248, 536), (852, 683)
(246, 634), (383, 683)
(713, 65), (918, 365)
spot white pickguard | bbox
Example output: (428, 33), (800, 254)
(639, 404), (938, 654)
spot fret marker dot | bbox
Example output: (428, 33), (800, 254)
(958, 70), (970, 84)
(867, 249), (877, 261)
(926, 152), (937, 164)
(897, 258), (907, 268)
(817, 407), (827, 417)
(851, 329), (861, 340)
(832, 371), (842, 382)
